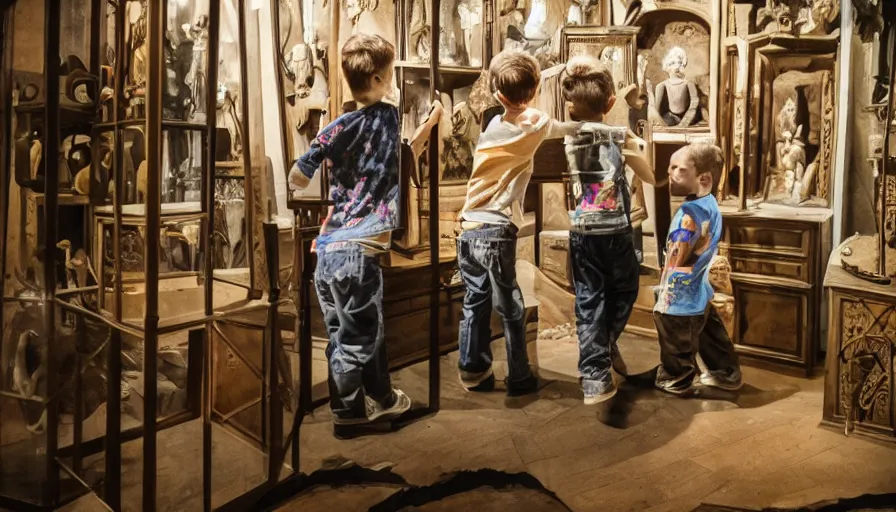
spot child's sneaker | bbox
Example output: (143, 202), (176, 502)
(506, 374), (539, 397)
(582, 377), (617, 405)
(655, 370), (696, 396)
(459, 368), (496, 392)
(699, 368), (743, 391)
(366, 388), (412, 422)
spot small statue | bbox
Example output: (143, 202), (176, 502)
(775, 97), (817, 204)
(654, 47), (700, 127)
(183, 15), (210, 121)
(524, 0), (550, 40)
(457, 0), (483, 67)
(567, 0), (598, 25)
(409, 0), (431, 62)
(124, 0), (148, 118)
(216, 84), (243, 162)
(439, 0), (459, 65)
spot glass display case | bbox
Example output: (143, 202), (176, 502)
(0, 0), (290, 510)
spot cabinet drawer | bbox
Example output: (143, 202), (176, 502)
(731, 278), (812, 369)
(729, 254), (810, 283)
(726, 224), (810, 259)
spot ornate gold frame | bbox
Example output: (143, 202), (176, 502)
(559, 26), (639, 126)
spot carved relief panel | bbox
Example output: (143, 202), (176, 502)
(827, 295), (896, 437)
(879, 174), (896, 252)
(725, 0), (840, 38)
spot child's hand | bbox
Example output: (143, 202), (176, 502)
(310, 239), (317, 253)
(288, 163), (311, 191)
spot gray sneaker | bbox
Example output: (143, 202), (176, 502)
(460, 368), (495, 392)
(655, 369), (696, 396)
(700, 369), (743, 391)
(582, 377), (617, 405)
(367, 388), (412, 422)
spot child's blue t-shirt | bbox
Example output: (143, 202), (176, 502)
(293, 102), (400, 253)
(654, 194), (722, 316)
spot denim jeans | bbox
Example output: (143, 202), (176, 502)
(569, 230), (640, 384)
(456, 223), (533, 384)
(654, 306), (740, 386)
(314, 244), (392, 421)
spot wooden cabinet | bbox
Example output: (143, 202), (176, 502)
(722, 207), (832, 375)
(822, 253), (896, 443)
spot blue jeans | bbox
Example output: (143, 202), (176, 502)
(314, 244), (392, 421)
(456, 223), (533, 384)
(570, 230), (640, 384)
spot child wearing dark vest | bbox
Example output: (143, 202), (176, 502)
(560, 56), (656, 404)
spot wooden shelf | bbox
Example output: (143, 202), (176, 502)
(394, 61), (483, 75)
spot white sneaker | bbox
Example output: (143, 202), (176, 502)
(366, 388), (412, 422)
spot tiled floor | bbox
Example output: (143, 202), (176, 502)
(277, 333), (896, 512)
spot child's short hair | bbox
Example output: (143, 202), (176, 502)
(489, 50), (541, 106)
(561, 56), (615, 121)
(341, 34), (395, 95)
(687, 142), (724, 195)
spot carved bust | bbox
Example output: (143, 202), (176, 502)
(654, 47), (700, 127)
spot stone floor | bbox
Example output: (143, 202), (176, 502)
(276, 333), (896, 512)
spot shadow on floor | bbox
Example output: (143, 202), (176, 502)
(369, 468), (573, 512)
(695, 492), (896, 511)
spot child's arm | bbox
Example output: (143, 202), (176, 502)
(409, 99), (444, 159)
(623, 129), (655, 186)
(288, 121), (343, 194)
(517, 109), (579, 140)
(311, 205), (335, 253)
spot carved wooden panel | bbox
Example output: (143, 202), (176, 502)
(878, 175), (896, 251)
(824, 291), (896, 440)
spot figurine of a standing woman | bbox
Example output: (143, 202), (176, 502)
(182, 15), (209, 121)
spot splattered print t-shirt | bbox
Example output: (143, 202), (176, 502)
(293, 102), (400, 253)
(654, 194), (722, 316)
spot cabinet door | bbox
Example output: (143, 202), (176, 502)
(731, 277), (811, 368)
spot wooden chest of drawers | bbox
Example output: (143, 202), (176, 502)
(722, 207), (832, 375)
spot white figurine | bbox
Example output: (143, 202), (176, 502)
(524, 0), (550, 40)
(458, 0), (483, 66)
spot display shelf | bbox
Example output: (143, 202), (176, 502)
(394, 60), (483, 75)
(94, 201), (204, 217)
